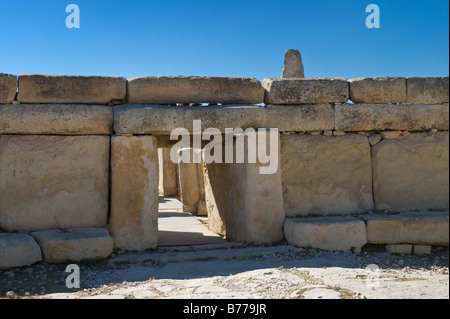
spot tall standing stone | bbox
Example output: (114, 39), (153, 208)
(109, 135), (159, 251)
(282, 50), (305, 79)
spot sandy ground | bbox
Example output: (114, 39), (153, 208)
(1, 244), (448, 300)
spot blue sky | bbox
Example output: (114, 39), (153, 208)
(0, 0), (448, 81)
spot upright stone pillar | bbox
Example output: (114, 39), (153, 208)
(177, 148), (203, 215)
(204, 131), (285, 244)
(109, 135), (159, 251)
(282, 49), (305, 78)
(158, 148), (178, 197)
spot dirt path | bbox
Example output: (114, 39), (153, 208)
(1, 244), (448, 299)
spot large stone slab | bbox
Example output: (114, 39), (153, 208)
(263, 78), (349, 104)
(372, 132), (449, 211)
(334, 103), (449, 131)
(406, 77), (449, 104)
(109, 135), (159, 251)
(17, 74), (126, 104)
(203, 131), (285, 244)
(0, 233), (42, 269)
(348, 77), (406, 103)
(127, 76), (264, 105)
(0, 135), (110, 231)
(363, 211), (449, 245)
(0, 104), (113, 135)
(31, 227), (113, 262)
(281, 134), (373, 216)
(114, 104), (335, 135)
(284, 216), (367, 251)
(0, 73), (17, 104)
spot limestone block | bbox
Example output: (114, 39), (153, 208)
(284, 216), (367, 251)
(363, 211), (449, 245)
(0, 233), (42, 269)
(109, 135), (159, 251)
(158, 148), (178, 196)
(386, 244), (412, 254)
(203, 131), (285, 244)
(348, 77), (406, 103)
(177, 149), (202, 214)
(282, 49), (304, 78)
(17, 74), (126, 104)
(114, 104), (266, 135)
(31, 227), (113, 263)
(407, 77), (449, 104)
(114, 104), (335, 135)
(127, 76), (264, 105)
(0, 135), (110, 231)
(281, 134), (373, 216)
(0, 104), (113, 135)
(263, 78), (349, 104)
(265, 105), (335, 132)
(335, 103), (449, 131)
(0, 73), (17, 104)
(372, 132), (449, 211)
(413, 245), (431, 255)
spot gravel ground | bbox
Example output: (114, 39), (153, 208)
(0, 244), (448, 300)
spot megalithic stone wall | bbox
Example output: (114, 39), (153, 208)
(0, 72), (449, 268)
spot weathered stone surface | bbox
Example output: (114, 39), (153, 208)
(158, 148), (178, 196)
(372, 132), (449, 211)
(114, 104), (266, 135)
(386, 244), (412, 254)
(31, 227), (113, 263)
(335, 103), (449, 131)
(0, 104), (113, 135)
(177, 149), (203, 215)
(407, 77), (449, 104)
(127, 76), (264, 104)
(281, 134), (373, 216)
(109, 135), (159, 251)
(348, 77), (406, 103)
(0, 73), (17, 104)
(413, 245), (431, 255)
(114, 104), (335, 135)
(284, 216), (367, 251)
(204, 131), (285, 244)
(0, 233), (42, 269)
(0, 135), (110, 231)
(265, 105), (335, 132)
(17, 74), (126, 104)
(282, 49), (304, 78)
(263, 78), (349, 105)
(363, 211), (449, 245)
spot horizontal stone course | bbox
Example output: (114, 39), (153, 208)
(363, 211), (449, 245)
(334, 103), (449, 131)
(17, 74), (126, 104)
(406, 77), (449, 104)
(348, 77), (406, 104)
(0, 233), (42, 269)
(263, 78), (349, 104)
(284, 216), (367, 251)
(31, 227), (113, 262)
(127, 76), (264, 105)
(114, 104), (335, 135)
(0, 73), (17, 104)
(0, 104), (113, 135)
